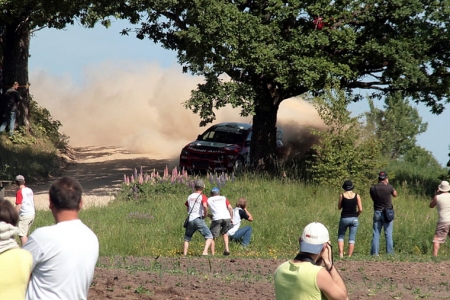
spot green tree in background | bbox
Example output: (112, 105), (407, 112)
(403, 146), (442, 169)
(306, 88), (382, 188)
(2, 0), (450, 176)
(111, 0), (450, 173)
(0, 1), (131, 131)
(364, 92), (428, 160)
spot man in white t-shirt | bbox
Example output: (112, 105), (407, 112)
(227, 197), (253, 247)
(207, 187), (233, 255)
(24, 177), (99, 300)
(14, 175), (35, 246)
(183, 179), (213, 255)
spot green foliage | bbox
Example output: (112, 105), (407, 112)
(108, 0), (450, 172)
(0, 136), (59, 180)
(0, 98), (66, 181)
(31, 174), (449, 259)
(388, 153), (448, 197)
(364, 92), (428, 160)
(403, 146), (443, 170)
(0, 0), (105, 30)
(306, 88), (383, 188)
(120, 167), (236, 201)
(29, 98), (68, 150)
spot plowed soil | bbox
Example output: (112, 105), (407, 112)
(91, 257), (450, 300)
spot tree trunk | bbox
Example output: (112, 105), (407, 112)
(249, 90), (281, 173)
(1, 21), (31, 131)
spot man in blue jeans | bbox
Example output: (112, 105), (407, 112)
(369, 171), (398, 255)
(227, 197), (253, 247)
(183, 180), (213, 255)
(0, 82), (21, 136)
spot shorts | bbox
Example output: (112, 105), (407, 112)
(210, 219), (232, 238)
(18, 214), (35, 237)
(433, 222), (450, 243)
(184, 217), (213, 241)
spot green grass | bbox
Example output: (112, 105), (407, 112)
(30, 174), (450, 261)
(0, 132), (60, 181)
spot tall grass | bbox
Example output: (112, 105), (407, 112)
(0, 134), (60, 180)
(30, 172), (449, 261)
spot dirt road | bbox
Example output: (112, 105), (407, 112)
(4, 146), (178, 209)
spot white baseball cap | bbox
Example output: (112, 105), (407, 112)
(300, 222), (329, 254)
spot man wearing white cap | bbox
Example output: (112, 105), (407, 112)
(430, 180), (450, 256)
(274, 222), (348, 300)
(14, 175), (35, 246)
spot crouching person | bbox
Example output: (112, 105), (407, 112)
(227, 197), (253, 247)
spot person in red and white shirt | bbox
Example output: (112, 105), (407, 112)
(207, 187), (233, 256)
(183, 180), (213, 255)
(14, 175), (35, 246)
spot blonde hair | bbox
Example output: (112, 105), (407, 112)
(236, 197), (247, 209)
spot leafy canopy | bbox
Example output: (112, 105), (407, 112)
(364, 92), (428, 160)
(306, 87), (383, 188)
(116, 0), (450, 121)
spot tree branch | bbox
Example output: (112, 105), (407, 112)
(30, 25), (47, 34)
(161, 11), (187, 30)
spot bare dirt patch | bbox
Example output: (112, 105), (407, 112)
(5, 146), (449, 299)
(91, 257), (450, 300)
(4, 146), (178, 209)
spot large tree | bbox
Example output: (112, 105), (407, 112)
(115, 0), (450, 172)
(0, 0), (125, 130)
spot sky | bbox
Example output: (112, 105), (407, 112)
(28, 20), (449, 166)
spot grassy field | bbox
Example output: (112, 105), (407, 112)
(30, 173), (449, 261)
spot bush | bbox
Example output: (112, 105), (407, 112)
(0, 97), (67, 181)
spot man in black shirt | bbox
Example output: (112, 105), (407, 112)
(369, 171), (398, 255)
(0, 82), (22, 136)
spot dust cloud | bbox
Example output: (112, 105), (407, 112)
(30, 62), (324, 158)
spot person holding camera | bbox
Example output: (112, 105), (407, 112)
(274, 222), (348, 300)
(338, 180), (362, 258)
(207, 187), (233, 256)
(227, 197), (253, 248)
(429, 181), (450, 256)
(369, 171), (398, 255)
(183, 180), (213, 256)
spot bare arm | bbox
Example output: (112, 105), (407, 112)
(317, 268), (348, 300)
(15, 204), (21, 214)
(203, 202), (209, 218)
(316, 243), (348, 300)
(227, 204), (233, 221)
(392, 189), (398, 197)
(244, 208), (253, 222)
(338, 194), (343, 210)
(356, 194), (363, 216)
(430, 195), (438, 208)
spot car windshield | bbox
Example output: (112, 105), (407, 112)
(200, 126), (247, 144)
